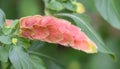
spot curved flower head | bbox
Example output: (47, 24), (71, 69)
(20, 15), (97, 53)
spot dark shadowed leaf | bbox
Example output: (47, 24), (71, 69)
(29, 50), (63, 69)
(44, 60), (62, 69)
(30, 55), (46, 69)
(29, 40), (45, 51)
(0, 46), (9, 62)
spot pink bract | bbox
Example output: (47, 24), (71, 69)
(20, 15), (97, 53)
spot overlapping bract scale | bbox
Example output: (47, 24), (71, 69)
(19, 15), (97, 53)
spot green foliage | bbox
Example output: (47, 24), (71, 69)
(95, 0), (120, 29)
(0, 35), (11, 44)
(2, 28), (12, 35)
(2, 20), (19, 35)
(9, 46), (31, 69)
(30, 55), (46, 69)
(47, 1), (64, 12)
(9, 46), (45, 69)
(44, 60), (62, 69)
(63, 2), (77, 12)
(0, 9), (5, 29)
(0, 46), (9, 62)
(17, 38), (30, 49)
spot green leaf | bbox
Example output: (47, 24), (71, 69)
(1, 62), (10, 69)
(77, 0), (97, 12)
(10, 65), (16, 69)
(30, 55), (46, 69)
(0, 35), (11, 44)
(55, 13), (115, 58)
(0, 29), (3, 35)
(47, 1), (64, 11)
(29, 51), (64, 69)
(2, 28), (12, 35)
(9, 45), (46, 69)
(29, 40), (45, 51)
(63, 2), (77, 11)
(18, 37), (30, 49)
(0, 46), (9, 62)
(0, 9), (5, 29)
(9, 46), (33, 69)
(44, 60), (63, 69)
(94, 0), (120, 29)
(2, 20), (19, 35)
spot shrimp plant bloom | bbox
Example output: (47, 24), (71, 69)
(19, 15), (97, 53)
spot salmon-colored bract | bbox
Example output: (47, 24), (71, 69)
(19, 15), (97, 53)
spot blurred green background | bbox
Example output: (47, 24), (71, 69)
(0, 0), (120, 69)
